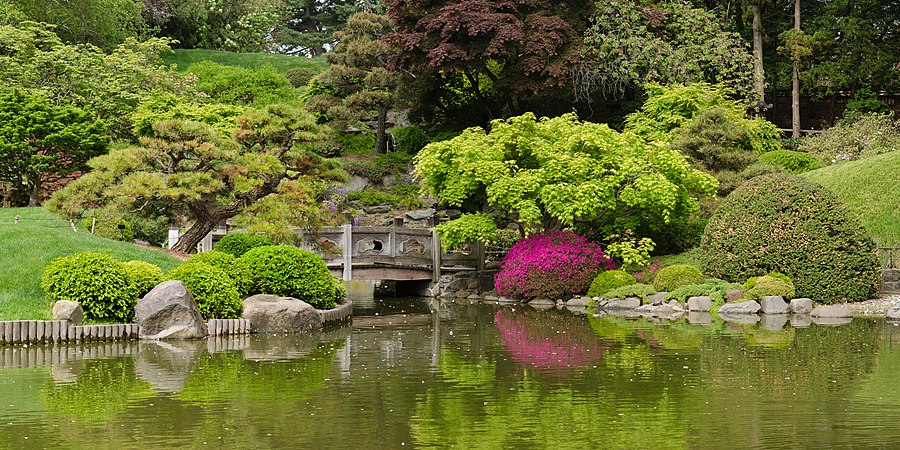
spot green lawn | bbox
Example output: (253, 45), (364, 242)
(163, 48), (329, 74)
(0, 208), (181, 320)
(802, 151), (900, 247)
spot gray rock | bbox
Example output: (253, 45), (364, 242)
(811, 316), (852, 327)
(810, 305), (852, 318)
(760, 296), (789, 314)
(444, 209), (462, 220)
(760, 314), (788, 332)
(529, 298), (556, 307)
(498, 296), (519, 303)
(484, 295), (500, 301)
(790, 314), (812, 328)
(667, 299), (684, 311)
(687, 311), (712, 325)
(466, 294), (481, 300)
(135, 280), (208, 339)
(725, 290), (744, 303)
(686, 296), (712, 312)
(789, 298), (813, 315)
(718, 300), (761, 315)
(647, 292), (668, 306)
(887, 305), (900, 320)
(52, 300), (84, 325)
(406, 208), (436, 221)
(455, 291), (471, 299)
(242, 294), (323, 334)
(604, 297), (641, 310)
(566, 297), (590, 307)
(363, 205), (391, 214)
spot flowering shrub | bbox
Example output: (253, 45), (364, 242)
(494, 231), (615, 299)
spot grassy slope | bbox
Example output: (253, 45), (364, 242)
(163, 48), (328, 73)
(802, 151), (900, 247)
(0, 208), (181, 320)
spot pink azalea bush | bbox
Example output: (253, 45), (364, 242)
(494, 231), (616, 299)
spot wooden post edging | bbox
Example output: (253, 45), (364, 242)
(0, 321), (140, 345)
(206, 319), (252, 336)
(319, 302), (353, 325)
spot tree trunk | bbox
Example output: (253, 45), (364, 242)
(374, 104), (389, 154)
(791, 0), (801, 138)
(171, 215), (218, 253)
(752, 3), (766, 115)
(27, 175), (41, 207)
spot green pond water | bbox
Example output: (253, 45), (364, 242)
(1, 298), (899, 449)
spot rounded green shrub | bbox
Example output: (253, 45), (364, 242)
(214, 232), (272, 257)
(122, 260), (164, 298)
(743, 275), (795, 302)
(602, 283), (657, 302)
(699, 173), (879, 303)
(588, 270), (637, 297)
(653, 264), (704, 292)
(239, 245), (344, 309)
(758, 150), (822, 174)
(186, 251), (252, 296)
(167, 262), (242, 319)
(284, 67), (317, 88)
(41, 252), (137, 322)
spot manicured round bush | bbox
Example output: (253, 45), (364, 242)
(167, 262), (242, 319)
(239, 245), (344, 309)
(602, 283), (657, 302)
(588, 270), (636, 298)
(699, 173), (879, 303)
(743, 275), (795, 302)
(186, 251), (252, 296)
(214, 232), (272, 257)
(653, 264), (704, 292)
(41, 252), (137, 322)
(123, 260), (164, 298)
(758, 150), (822, 174)
(494, 231), (616, 299)
(664, 279), (742, 311)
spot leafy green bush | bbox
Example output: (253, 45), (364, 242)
(602, 283), (657, 301)
(338, 133), (375, 155)
(186, 251), (252, 296)
(214, 233), (273, 257)
(653, 264), (704, 292)
(122, 260), (163, 298)
(391, 125), (431, 154)
(743, 275), (795, 302)
(347, 189), (400, 207)
(664, 279), (741, 311)
(167, 262), (242, 319)
(842, 88), (892, 119)
(799, 113), (900, 163)
(758, 150), (822, 174)
(83, 208), (133, 242)
(699, 173), (879, 303)
(588, 270), (637, 298)
(284, 67), (318, 88)
(187, 61), (298, 106)
(239, 245), (344, 309)
(344, 152), (413, 180)
(41, 252), (137, 322)
(436, 213), (497, 251)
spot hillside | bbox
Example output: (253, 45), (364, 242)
(0, 208), (182, 320)
(163, 48), (329, 74)
(803, 151), (900, 247)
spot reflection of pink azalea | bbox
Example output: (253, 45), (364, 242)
(494, 308), (611, 375)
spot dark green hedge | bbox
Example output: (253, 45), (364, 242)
(698, 173), (879, 303)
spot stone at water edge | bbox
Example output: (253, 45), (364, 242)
(760, 296), (789, 314)
(604, 297), (641, 310)
(52, 300), (84, 325)
(647, 292), (668, 306)
(686, 296), (712, 312)
(886, 305), (900, 320)
(242, 294), (323, 333)
(718, 300), (761, 315)
(789, 298), (813, 315)
(529, 298), (555, 306)
(566, 297), (590, 307)
(810, 305), (852, 318)
(135, 280), (207, 339)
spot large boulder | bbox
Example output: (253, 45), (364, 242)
(760, 296), (789, 314)
(242, 294), (323, 333)
(686, 296), (712, 312)
(789, 298), (813, 315)
(52, 300), (84, 325)
(810, 305), (852, 318)
(135, 281), (208, 339)
(718, 300), (761, 315)
(604, 297), (641, 310)
(886, 305), (900, 320)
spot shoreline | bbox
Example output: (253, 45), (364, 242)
(844, 293), (900, 318)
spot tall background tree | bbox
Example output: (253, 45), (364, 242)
(272, 0), (368, 56)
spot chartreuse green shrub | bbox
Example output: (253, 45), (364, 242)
(214, 233), (273, 257)
(185, 251), (252, 296)
(653, 264), (704, 292)
(588, 270), (636, 298)
(665, 279), (742, 313)
(602, 283), (657, 302)
(239, 245), (345, 309)
(743, 275), (795, 302)
(167, 262), (242, 319)
(699, 173), (879, 303)
(41, 252), (137, 322)
(122, 260), (164, 298)
(758, 150), (822, 174)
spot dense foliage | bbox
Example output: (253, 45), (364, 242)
(757, 150), (822, 174)
(587, 270), (636, 298)
(494, 231), (615, 299)
(185, 250), (252, 296)
(239, 245), (345, 309)
(167, 261), (243, 318)
(798, 113), (900, 163)
(742, 275), (796, 302)
(652, 264), (705, 293)
(40, 252), (137, 322)
(122, 260), (164, 298)
(699, 173), (879, 303)
(664, 278), (741, 308)
(602, 283), (657, 302)
(214, 233), (273, 257)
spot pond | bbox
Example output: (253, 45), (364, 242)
(1, 298), (898, 449)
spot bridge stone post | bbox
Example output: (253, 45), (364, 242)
(342, 224), (353, 281)
(431, 229), (441, 282)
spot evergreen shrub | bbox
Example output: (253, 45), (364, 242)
(603, 283), (657, 302)
(167, 262), (242, 319)
(699, 173), (879, 303)
(653, 264), (704, 292)
(743, 275), (795, 302)
(758, 150), (822, 174)
(41, 252), (137, 322)
(214, 232), (272, 257)
(186, 251), (252, 296)
(494, 231), (616, 299)
(239, 245), (344, 309)
(123, 260), (164, 298)
(588, 270), (636, 298)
